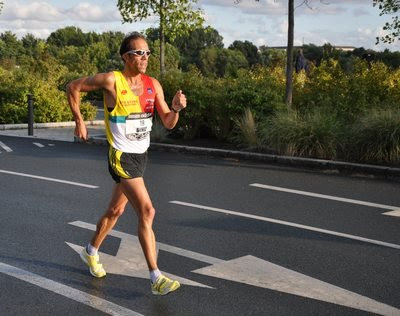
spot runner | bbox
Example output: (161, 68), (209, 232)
(66, 32), (186, 296)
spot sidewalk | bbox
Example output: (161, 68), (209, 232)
(0, 121), (105, 142)
(1, 121), (400, 179)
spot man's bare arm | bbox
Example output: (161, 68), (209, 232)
(152, 78), (186, 130)
(66, 73), (114, 140)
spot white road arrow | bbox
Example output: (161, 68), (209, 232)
(66, 222), (212, 289)
(68, 221), (400, 316)
(193, 255), (400, 316)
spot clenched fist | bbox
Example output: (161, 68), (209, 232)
(171, 90), (187, 113)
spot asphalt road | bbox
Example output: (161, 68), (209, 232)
(0, 135), (399, 316)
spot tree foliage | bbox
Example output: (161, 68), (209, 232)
(229, 40), (260, 67)
(374, 0), (400, 44)
(173, 26), (224, 70)
(199, 47), (248, 77)
(117, 0), (204, 74)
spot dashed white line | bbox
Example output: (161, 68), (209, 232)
(250, 183), (399, 211)
(0, 169), (99, 189)
(33, 142), (45, 148)
(170, 201), (400, 250)
(0, 262), (143, 316)
(0, 141), (13, 152)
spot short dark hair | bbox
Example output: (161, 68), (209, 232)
(119, 32), (147, 57)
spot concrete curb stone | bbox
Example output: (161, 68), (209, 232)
(88, 135), (400, 179)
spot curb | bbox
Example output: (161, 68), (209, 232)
(0, 120), (104, 130)
(87, 136), (400, 179)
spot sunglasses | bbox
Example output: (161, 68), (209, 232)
(126, 49), (151, 57)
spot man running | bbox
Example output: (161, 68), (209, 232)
(66, 32), (186, 296)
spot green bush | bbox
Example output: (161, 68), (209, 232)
(0, 62), (96, 124)
(261, 109), (340, 159)
(150, 116), (168, 142)
(161, 66), (285, 140)
(295, 59), (400, 119)
(0, 102), (27, 124)
(344, 109), (400, 164)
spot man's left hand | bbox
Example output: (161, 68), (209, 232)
(172, 90), (187, 112)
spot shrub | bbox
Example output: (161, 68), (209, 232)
(0, 63), (96, 124)
(261, 109), (340, 159)
(161, 66), (285, 141)
(294, 59), (400, 120)
(232, 108), (261, 149)
(161, 67), (211, 140)
(344, 109), (400, 164)
(150, 116), (168, 143)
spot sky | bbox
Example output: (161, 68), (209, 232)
(0, 0), (399, 52)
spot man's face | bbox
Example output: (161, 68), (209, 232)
(124, 38), (150, 74)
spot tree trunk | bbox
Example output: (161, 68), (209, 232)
(285, 0), (294, 109)
(159, 0), (166, 75)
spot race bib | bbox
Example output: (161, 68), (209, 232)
(125, 112), (153, 141)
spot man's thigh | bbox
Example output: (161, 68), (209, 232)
(120, 177), (152, 213)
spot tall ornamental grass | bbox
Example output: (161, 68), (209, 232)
(345, 109), (400, 164)
(232, 108), (261, 149)
(261, 109), (340, 159)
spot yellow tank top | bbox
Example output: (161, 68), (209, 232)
(104, 71), (156, 153)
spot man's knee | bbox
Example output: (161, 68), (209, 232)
(107, 205), (125, 218)
(139, 204), (155, 224)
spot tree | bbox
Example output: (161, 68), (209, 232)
(229, 40), (260, 66)
(374, 0), (400, 44)
(0, 1), (3, 14)
(117, 0), (204, 74)
(259, 46), (286, 67)
(199, 47), (248, 77)
(0, 31), (24, 60)
(302, 43), (323, 65)
(173, 26), (224, 70)
(47, 27), (87, 47)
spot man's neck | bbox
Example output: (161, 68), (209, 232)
(122, 69), (142, 86)
(122, 68), (141, 79)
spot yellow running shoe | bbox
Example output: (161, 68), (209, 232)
(80, 248), (106, 278)
(151, 275), (180, 295)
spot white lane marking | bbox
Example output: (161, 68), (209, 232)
(250, 183), (399, 211)
(70, 221), (222, 265)
(48, 144), (55, 147)
(0, 169), (99, 189)
(382, 209), (400, 217)
(170, 201), (400, 250)
(33, 142), (45, 148)
(0, 141), (13, 152)
(0, 262), (143, 316)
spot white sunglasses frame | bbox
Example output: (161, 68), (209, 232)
(125, 49), (151, 57)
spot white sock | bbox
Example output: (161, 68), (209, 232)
(150, 269), (162, 284)
(86, 243), (98, 256)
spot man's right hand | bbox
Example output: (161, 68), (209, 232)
(74, 120), (88, 141)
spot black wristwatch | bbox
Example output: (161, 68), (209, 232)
(171, 106), (181, 113)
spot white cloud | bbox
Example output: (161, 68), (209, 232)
(65, 2), (121, 22)
(1, 1), (64, 22)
